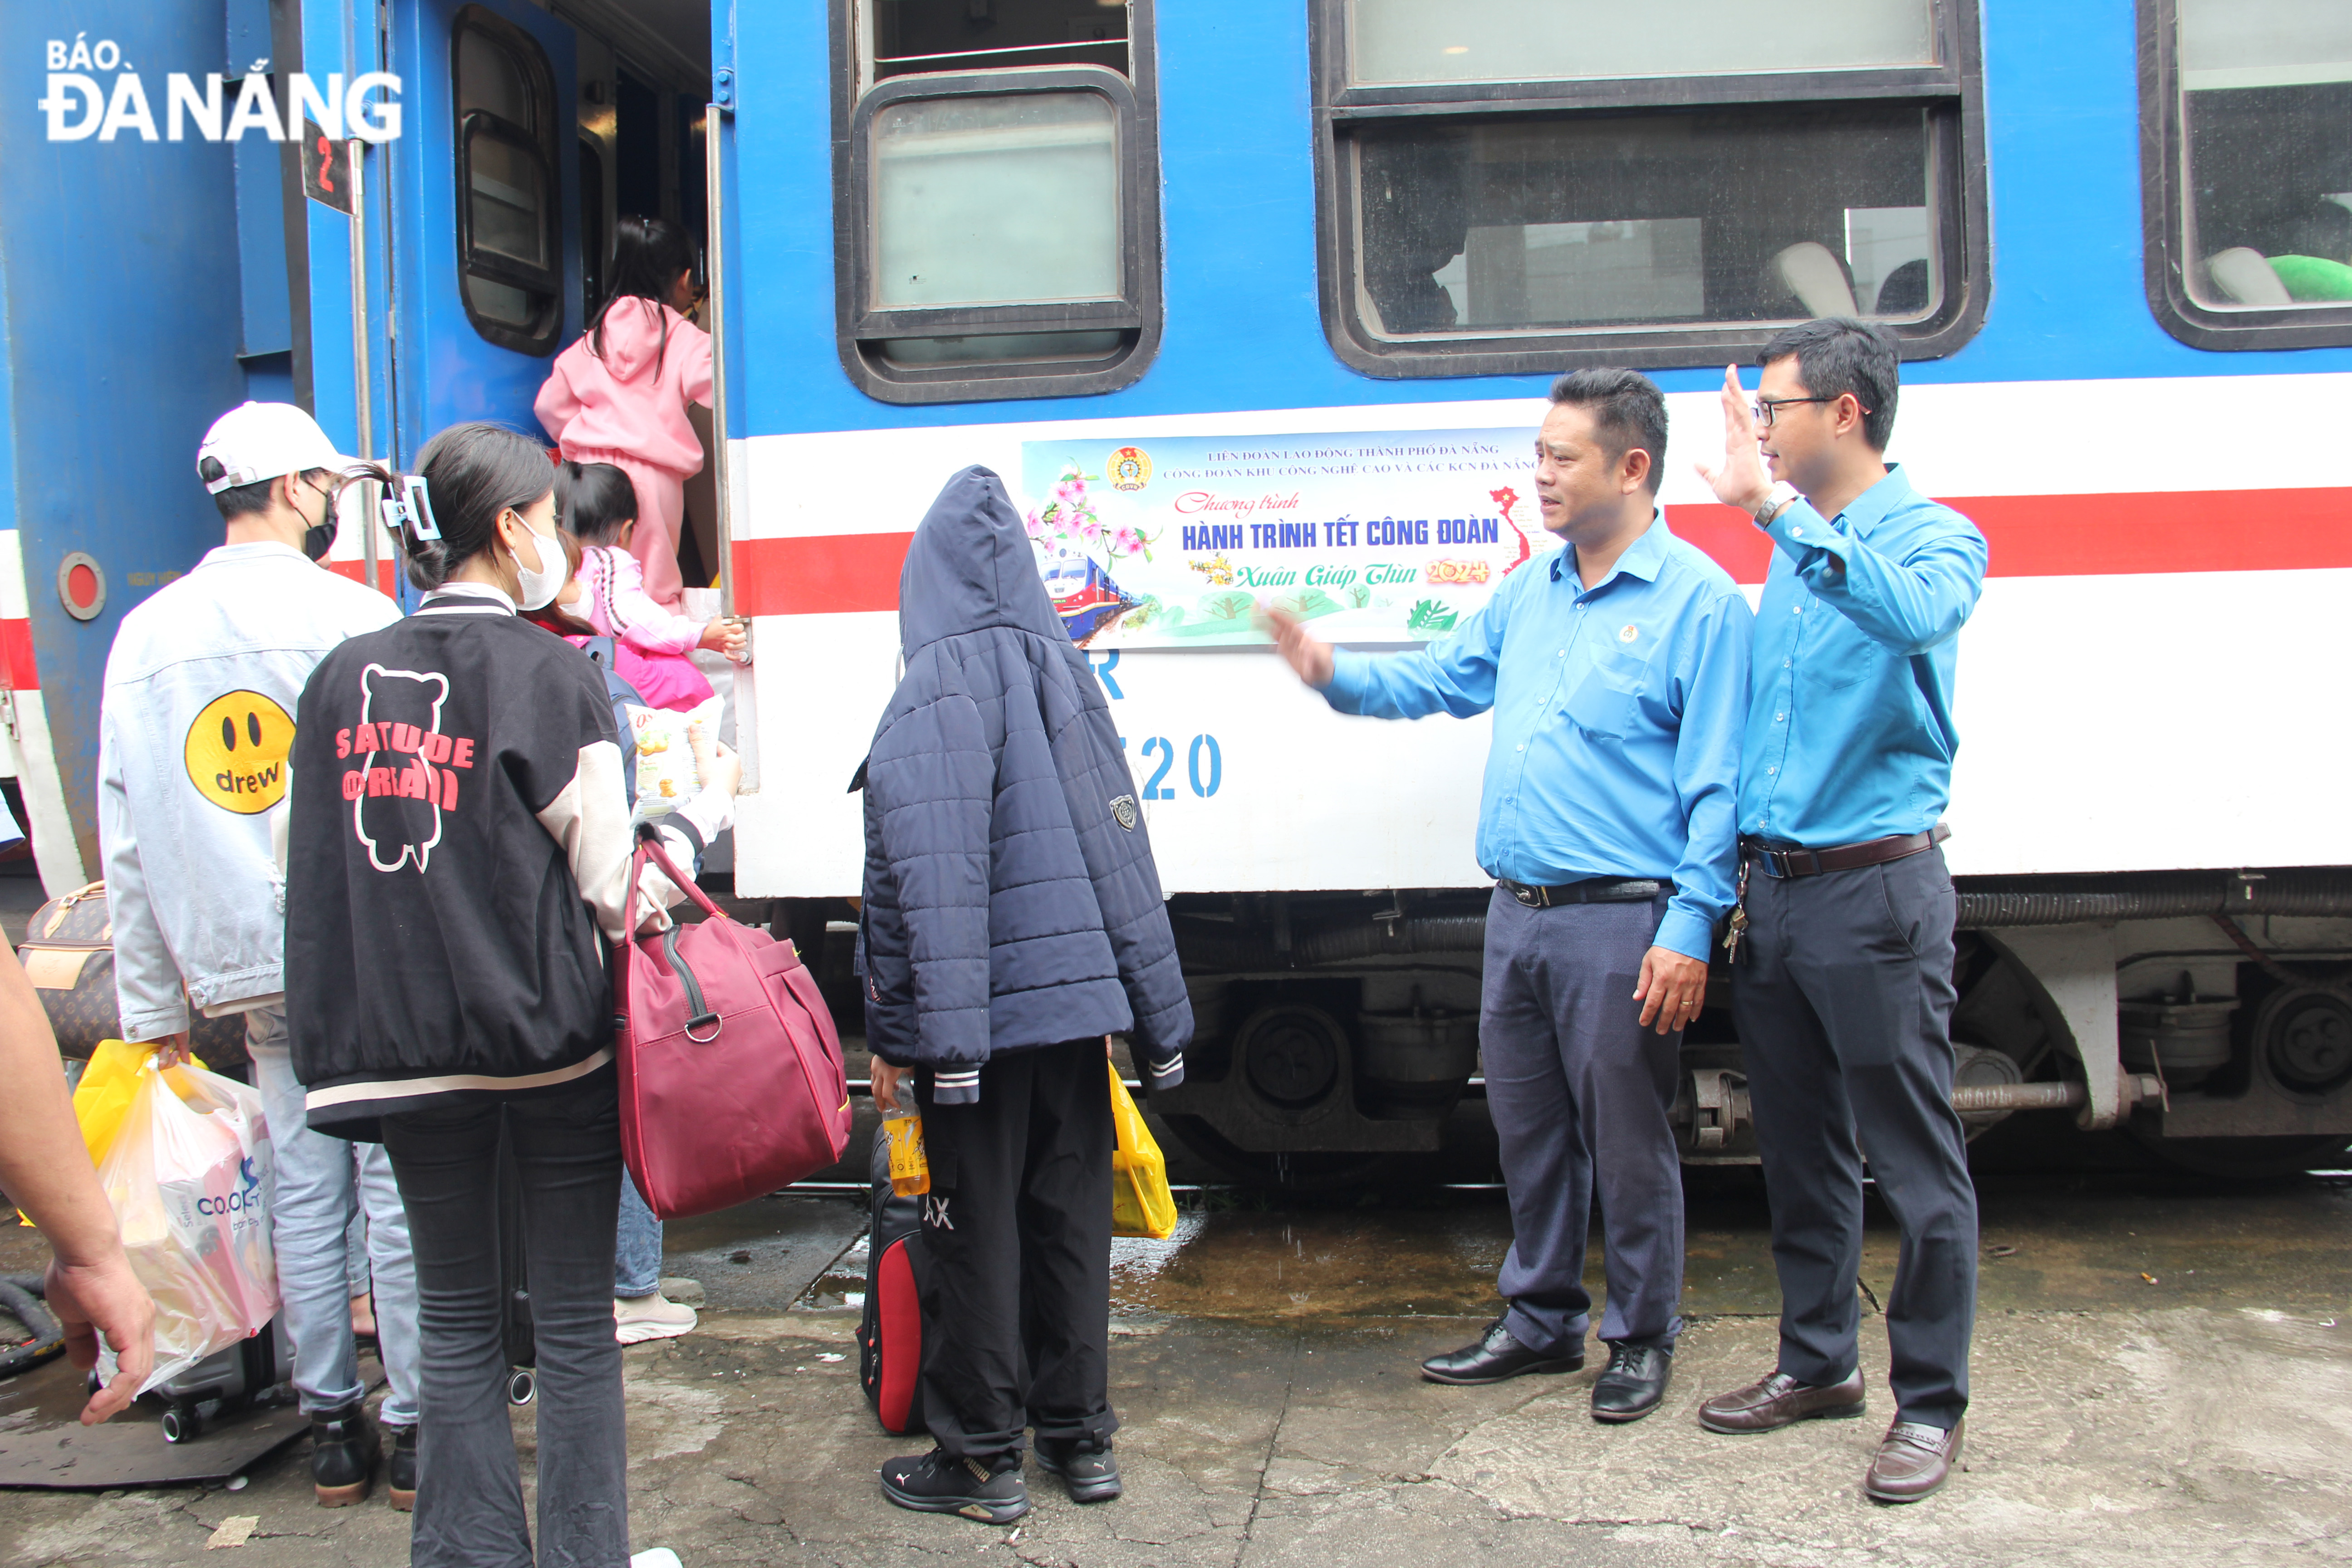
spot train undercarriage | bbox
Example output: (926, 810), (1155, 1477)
(784, 866), (2352, 1188)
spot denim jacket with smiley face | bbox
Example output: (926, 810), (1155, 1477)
(98, 541), (401, 1040)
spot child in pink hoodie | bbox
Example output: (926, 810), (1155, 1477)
(536, 216), (711, 613)
(554, 461), (745, 712)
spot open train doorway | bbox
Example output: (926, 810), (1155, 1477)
(554, 0), (718, 592)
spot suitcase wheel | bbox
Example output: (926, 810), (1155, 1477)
(506, 1368), (536, 1407)
(161, 1403), (204, 1444)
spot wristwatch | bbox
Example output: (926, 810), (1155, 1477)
(1751, 481), (1801, 526)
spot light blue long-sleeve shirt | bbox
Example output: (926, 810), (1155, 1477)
(1741, 464), (1988, 847)
(1323, 512), (1753, 961)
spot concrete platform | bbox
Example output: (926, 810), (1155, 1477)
(3, 1176), (2348, 1566)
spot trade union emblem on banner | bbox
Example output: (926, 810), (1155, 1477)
(1108, 447), (1153, 491)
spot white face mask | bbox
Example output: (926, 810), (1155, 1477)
(505, 508), (566, 611)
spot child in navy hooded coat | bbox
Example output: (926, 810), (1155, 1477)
(860, 464), (1191, 1522)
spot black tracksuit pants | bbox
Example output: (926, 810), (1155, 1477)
(913, 1036), (1117, 1462)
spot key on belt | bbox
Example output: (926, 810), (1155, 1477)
(1724, 856), (1751, 964)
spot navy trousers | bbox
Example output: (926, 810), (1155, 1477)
(1731, 845), (1977, 1429)
(1482, 886), (1686, 1356)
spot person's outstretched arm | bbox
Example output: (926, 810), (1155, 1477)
(1261, 592), (1509, 721)
(600, 547), (709, 655)
(0, 956), (155, 1422)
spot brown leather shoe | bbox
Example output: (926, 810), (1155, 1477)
(1697, 1368), (1867, 1433)
(1865, 1417), (1963, 1503)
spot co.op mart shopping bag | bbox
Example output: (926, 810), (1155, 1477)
(95, 1061), (278, 1392)
(1108, 1063), (1177, 1240)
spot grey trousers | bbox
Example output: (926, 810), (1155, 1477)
(1482, 887), (1686, 1355)
(1731, 845), (1977, 1429)
(382, 1072), (628, 1568)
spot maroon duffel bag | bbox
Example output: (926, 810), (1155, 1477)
(614, 831), (853, 1219)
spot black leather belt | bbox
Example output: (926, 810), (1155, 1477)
(1498, 877), (1664, 909)
(1741, 823), (1950, 880)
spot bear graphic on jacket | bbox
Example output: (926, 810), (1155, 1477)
(345, 664), (462, 874)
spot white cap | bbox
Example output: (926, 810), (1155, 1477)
(196, 402), (357, 495)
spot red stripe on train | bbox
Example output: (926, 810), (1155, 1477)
(0, 617), (36, 691)
(730, 487), (2352, 616)
(1667, 486), (2352, 584)
(732, 533), (916, 616)
(327, 560), (401, 595)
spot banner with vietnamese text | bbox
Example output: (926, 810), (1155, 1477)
(1017, 428), (1562, 648)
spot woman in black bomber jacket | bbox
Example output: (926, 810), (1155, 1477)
(284, 423), (737, 1568)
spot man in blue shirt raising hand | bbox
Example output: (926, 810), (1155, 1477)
(1264, 370), (1750, 1425)
(1690, 319), (1986, 1505)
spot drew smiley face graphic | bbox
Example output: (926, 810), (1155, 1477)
(184, 691), (296, 814)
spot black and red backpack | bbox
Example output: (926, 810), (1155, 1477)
(858, 1124), (928, 1434)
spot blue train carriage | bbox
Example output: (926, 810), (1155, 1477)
(3, 0), (2348, 1181)
(723, 0), (2352, 1182)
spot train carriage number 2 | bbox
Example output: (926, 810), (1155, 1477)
(1127, 735), (1222, 800)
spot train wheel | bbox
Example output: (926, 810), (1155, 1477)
(1156, 1113), (1409, 1192)
(2127, 1132), (2352, 1181)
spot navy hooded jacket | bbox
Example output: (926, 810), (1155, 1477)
(858, 466), (1191, 1103)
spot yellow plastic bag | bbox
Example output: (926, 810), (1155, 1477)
(1108, 1062), (1176, 1240)
(71, 1040), (207, 1170)
(882, 1110), (930, 1197)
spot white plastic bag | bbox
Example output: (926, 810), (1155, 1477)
(96, 1061), (278, 1392)
(627, 695), (722, 819)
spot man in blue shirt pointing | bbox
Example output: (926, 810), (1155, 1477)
(1264, 370), (1750, 1424)
(1691, 319), (1985, 1505)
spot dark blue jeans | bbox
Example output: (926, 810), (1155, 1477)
(382, 1069), (627, 1568)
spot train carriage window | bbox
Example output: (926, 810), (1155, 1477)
(833, 1), (1163, 402)
(1313, 0), (1987, 377)
(2143, 0), (2352, 349)
(454, 8), (562, 354)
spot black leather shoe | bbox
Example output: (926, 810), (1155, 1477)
(309, 1401), (380, 1507)
(386, 1424), (417, 1512)
(1034, 1436), (1122, 1503)
(1591, 1343), (1673, 1424)
(1420, 1318), (1584, 1386)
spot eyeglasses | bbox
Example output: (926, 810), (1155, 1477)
(1749, 395), (1838, 428)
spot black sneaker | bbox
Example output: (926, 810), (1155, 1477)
(880, 1449), (1030, 1524)
(309, 1401), (380, 1507)
(1034, 1436), (1122, 1503)
(386, 1424), (417, 1512)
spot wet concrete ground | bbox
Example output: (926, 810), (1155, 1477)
(4, 1142), (2350, 1565)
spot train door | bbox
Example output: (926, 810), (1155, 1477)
(380, 0), (583, 460)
